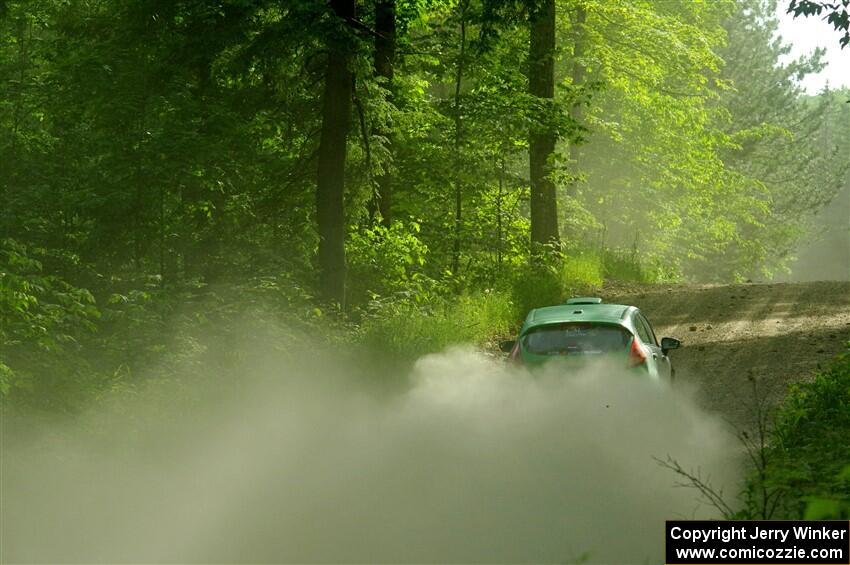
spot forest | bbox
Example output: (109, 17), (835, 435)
(2, 0), (848, 393)
(1, 0), (850, 561)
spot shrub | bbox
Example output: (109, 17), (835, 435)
(346, 222), (431, 307)
(741, 345), (850, 518)
(0, 239), (100, 404)
(601, 248), (657, 282)
(356, 290), (515, 367)
(510, 250), (604, 319)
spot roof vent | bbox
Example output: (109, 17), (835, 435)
(565, 297), (603, 305)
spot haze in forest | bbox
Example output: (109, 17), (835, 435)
(781, 182), (850, 281)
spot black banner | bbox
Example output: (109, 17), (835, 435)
(666, 521), (850, 564)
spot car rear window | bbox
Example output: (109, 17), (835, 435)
(521, 323), (631, 355)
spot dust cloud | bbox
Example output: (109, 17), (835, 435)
(781, 183), (850, 282)
(1, 343), (740, 563)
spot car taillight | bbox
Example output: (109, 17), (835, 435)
(628, 338), (646, 367)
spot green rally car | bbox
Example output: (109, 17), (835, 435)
(500, 297), (681, 380)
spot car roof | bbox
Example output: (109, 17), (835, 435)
(521, 300), (635, 334)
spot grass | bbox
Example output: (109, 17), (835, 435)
(356, 290), (516, 365)
(600, 248), (663, 283)
(357, 249), (640, 367)
(356, 246), (667, 369)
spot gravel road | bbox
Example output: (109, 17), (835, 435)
(605, 281), (850, 428)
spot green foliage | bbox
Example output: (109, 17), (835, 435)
(346, 221), (433, 305)
(358, 245), (656, 369)
(0, 0), (845, 414)
(569, 0), (746, 275)
(356, 290), (515, 365)
(741, 345), (850, 518)
(561, 254), (604, 290)
(600, 248), (664, 283)
(0, 239), (99, 402)
(511, 264), (565, 318)
(510, 249), (604, 318)
(804, 473), (850, 519)
(1, 0), (843, 303)
(711, 0), (850, 280)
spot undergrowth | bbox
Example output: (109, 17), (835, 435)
(741, 345), (850, 519)
(2, 237), (661, 409)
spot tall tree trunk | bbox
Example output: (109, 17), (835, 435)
(568, 4), (586, 180)
(316, 0), (354, 305)
(373, 0), (395, 226)
(452, 1), (468, 275)
(528, 0), (559, 253)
